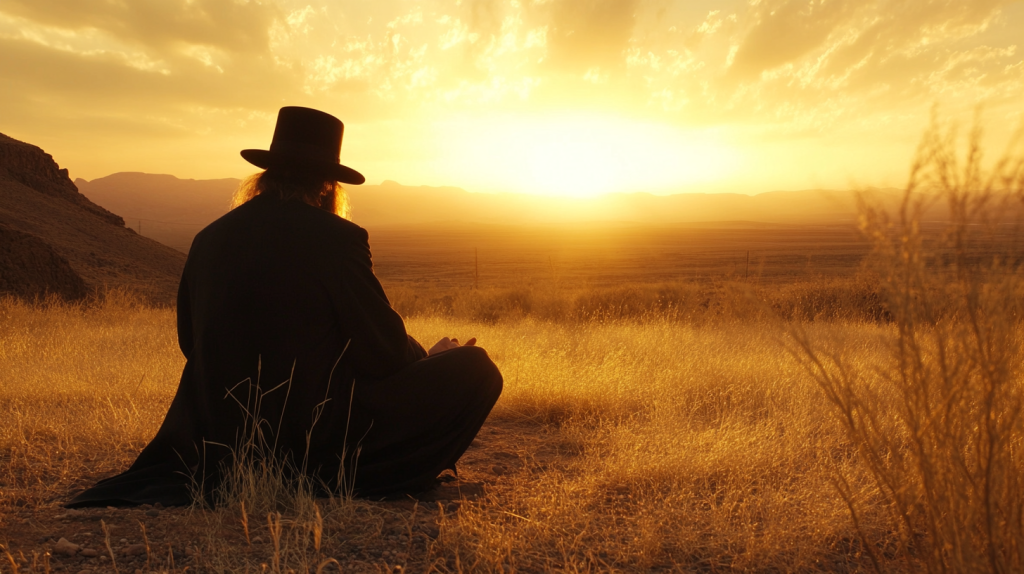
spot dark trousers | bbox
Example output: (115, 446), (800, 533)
(345, 345), (503, 496)
(67, 345), (502, 507)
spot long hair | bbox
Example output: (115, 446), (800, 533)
(232, 170), (350, 219)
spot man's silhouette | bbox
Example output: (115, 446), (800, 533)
(68, 107), (503, 507)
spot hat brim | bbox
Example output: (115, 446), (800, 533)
(241, 149), (365, 185)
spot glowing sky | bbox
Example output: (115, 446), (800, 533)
(2, 0), (1022, 197)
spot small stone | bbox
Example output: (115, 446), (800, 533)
(107, 506), (117, 511)
(80, 549), (99, 558)
(491, 465), (506, 476)
(77, 570), (93, 574)
(144, 509), (160, 517)
(126, 543), (147, 556)
(184, 547), (194, 557)
(120, 538), (128, 544)
(99, 556), (109, 562)
(251, 536), (263, 544)
(53, 537), (80, 556)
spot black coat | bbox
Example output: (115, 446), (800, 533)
(70, 194), (459, 506)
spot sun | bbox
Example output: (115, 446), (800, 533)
(444, 113), (741, 198)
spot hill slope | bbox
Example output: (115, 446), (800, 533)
(0, 134), (185, 304)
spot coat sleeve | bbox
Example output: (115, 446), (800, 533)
(333, 226), (427, 379)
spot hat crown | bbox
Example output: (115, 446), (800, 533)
(268, 106), (344, 162)
(240, 106), (365, 184)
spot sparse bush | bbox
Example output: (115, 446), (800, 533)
(791, 113), (1024, 573)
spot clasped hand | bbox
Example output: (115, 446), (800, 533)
(428, 336), (477, 356)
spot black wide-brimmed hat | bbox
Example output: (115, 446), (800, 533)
(241, 106), (365, 185)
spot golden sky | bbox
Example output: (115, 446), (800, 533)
(2, 0), (1023, 197)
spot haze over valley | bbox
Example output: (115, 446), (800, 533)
(76, 171), (903, 254)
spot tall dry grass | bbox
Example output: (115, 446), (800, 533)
(0, 290), (182, 506)
(790, 113), (1024, 573)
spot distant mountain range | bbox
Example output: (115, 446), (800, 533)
(0, 135), (185, 303)
(76, 172), (905, 254)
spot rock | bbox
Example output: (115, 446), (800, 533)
(125, 544), (147, 556)
(144, 509), (160, 517)
(80, 549), (99, 558)
(491, 465), (506, 476)
(53, 538), (80, 556)
(153, 503), (164, 510)
(0, 225), (89, 301)
(0, 133), (124, 225)
(77, 570), (93, 574)
(251, 536), (263, 544)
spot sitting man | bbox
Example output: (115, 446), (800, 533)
(68, 107), (503, 507)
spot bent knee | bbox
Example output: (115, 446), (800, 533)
(450, 345), (503, 399)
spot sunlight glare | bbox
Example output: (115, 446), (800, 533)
(447, 114), (740, 198)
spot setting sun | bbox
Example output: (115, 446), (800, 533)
(445, 114), (741, 197)
(1, 0), (1021, 195)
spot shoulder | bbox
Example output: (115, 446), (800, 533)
(188, 196), (369, 259)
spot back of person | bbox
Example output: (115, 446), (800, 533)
(178, 193), (367, 481)
(67, 106), (502, 508)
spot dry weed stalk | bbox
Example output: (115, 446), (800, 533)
(791, 112), (1024, 573)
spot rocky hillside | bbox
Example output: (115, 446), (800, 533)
(0, 133), (185, 304)
(0, 224), (88, 301)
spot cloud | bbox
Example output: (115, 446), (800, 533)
(0, 0), (1021, 187)
(546, 0), (639, 72)
(0, 0), (276, 55)
(727, 0), (861, 79)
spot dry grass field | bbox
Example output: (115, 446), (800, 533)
(2, 119), (1023, 573)
(0, 289), (897, 573)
